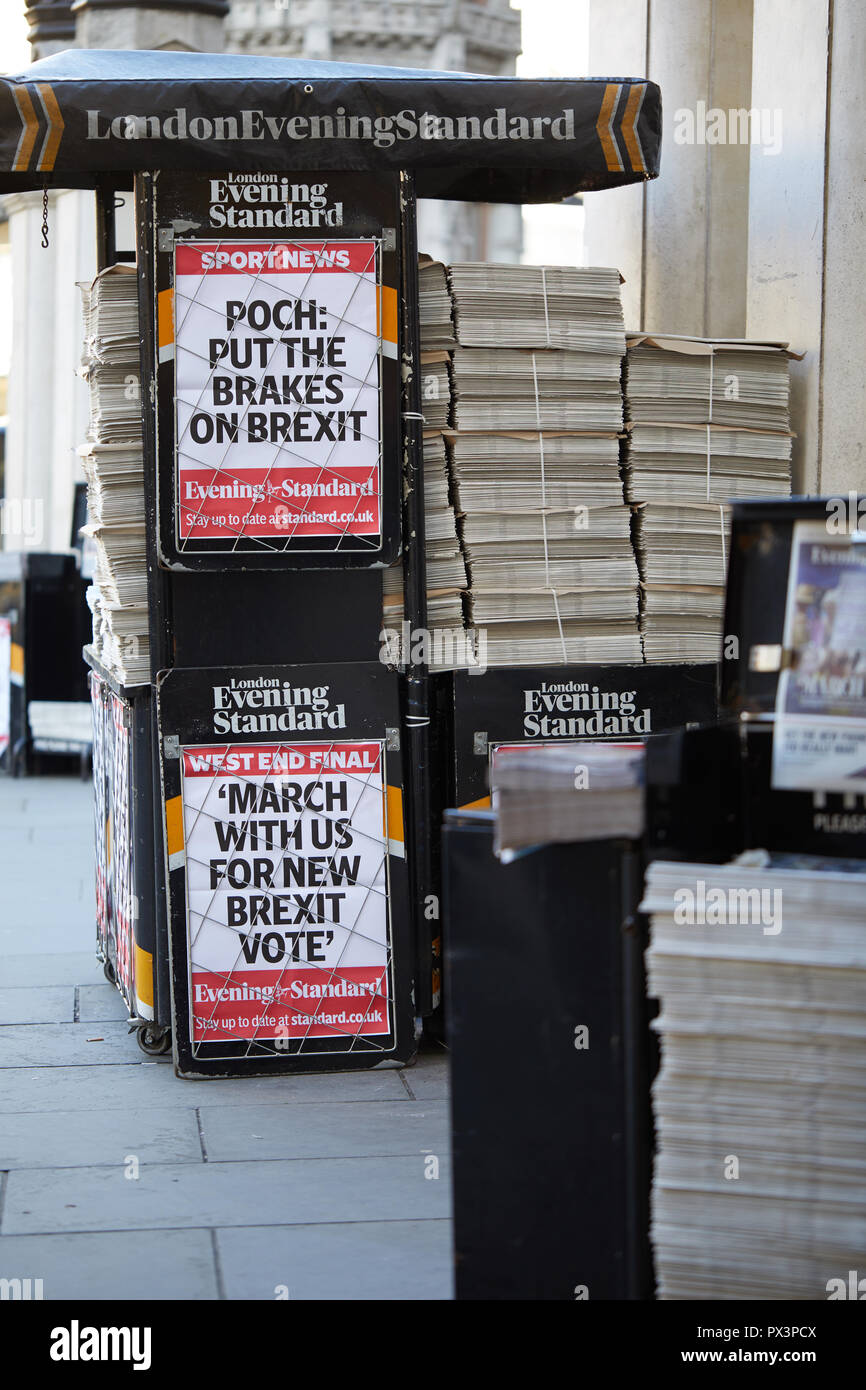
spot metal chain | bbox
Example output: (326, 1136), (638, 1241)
(41, 185), (49, 248)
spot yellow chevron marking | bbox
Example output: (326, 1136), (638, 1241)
(36, 84), (64, 172)
(596, 82), (624, 173)
(622, 83), (647, 173)
(11, 87), (38, 172)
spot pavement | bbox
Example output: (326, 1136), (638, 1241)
(0, 775), (453, 1300)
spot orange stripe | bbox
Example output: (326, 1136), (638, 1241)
(458, 795), (491, 811)
(596, 82), (624, 173)
(377, 285), (398, 345)
(36, 84), (64, 172)
(384, 784), (403, 844)
(134, 945), (154, 1009)
(621, 83), (647, 173)
(158, 289), (174, 349)
(165, 795), (184, 858)
(11, 88), (38, 172)
(9, 642), (23, 677)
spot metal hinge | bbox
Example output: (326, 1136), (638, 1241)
(157, 226), (174, 253)
(163, 734), (180, 760)
(382, 227), (397, 252)
(385, 727), (400, 752)
(473, 731), (489, 756)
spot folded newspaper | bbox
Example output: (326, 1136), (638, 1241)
(491, 740), (645, 854)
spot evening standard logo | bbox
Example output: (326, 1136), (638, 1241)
(208, 176), (343, 229)
(50, 1321), (151, 1371)
(211, 676), (347, 735)
(86, 106), (578, 150)
(522, 681), (651, 738)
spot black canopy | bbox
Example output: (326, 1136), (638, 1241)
(0, 49), (661, 202)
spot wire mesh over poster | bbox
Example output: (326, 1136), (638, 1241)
(146, 170), (402, 570)
(157, 662), (414, 1076)
(181, 738), (393, 1057)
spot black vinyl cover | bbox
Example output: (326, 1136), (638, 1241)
(1, 49), (661, 201)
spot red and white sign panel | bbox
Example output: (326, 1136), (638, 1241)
(181, 740), (390, 1044)
(174, 241), (381, 544)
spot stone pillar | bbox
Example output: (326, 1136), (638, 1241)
(24, 0), (76, 61)
(4, 190), (96, 553)
(585, 0), (754, 335)
(300, 0), (331, 60)
(5, 193), (53, 550)
(72, 0), (228, 51)
(747, 0), (866, 495)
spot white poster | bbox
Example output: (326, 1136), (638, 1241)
(174, 239), (381, 545)
(773, 521), (866, 792)
(181, 740), (391, 1044)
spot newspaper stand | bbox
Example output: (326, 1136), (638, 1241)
(0, 551), (89, 775)
(0, 50), (661, 1075)
(448, 663), (719, 811)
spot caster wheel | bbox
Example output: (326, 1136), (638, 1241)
(103, 959), (117, 985)
(136, 1027), (171, 1056)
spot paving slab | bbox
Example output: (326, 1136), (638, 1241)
(0, 921), (96, 954)
(401, 1051), (450, 1100)
(199, 1099), (450, 1162)
(0, 1229), (218, 1300)
(3, 1154), (452, 1235)
(0, 1062), (415, 1112)
(0, 1021), (137, 1067)
(0, 987), (73, 1025)
(0, 1106), (202, 1169)
(0, 953), (104, 988)
(78, 984), (131, 1022)
(217, 1219), (453, 1300)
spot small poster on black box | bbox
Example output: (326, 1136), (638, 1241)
(772, 521), (866, 791)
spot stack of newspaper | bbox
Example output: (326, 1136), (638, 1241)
(381, 435), (468, 671)
(80, 263), (140, 363)
(79, 265), (150, 686)
(624, 336), (793, 662)
(643, 854), (866, 1299)
(444, 263), (640, 667)
(420, 354), (451, 430)
(418, 259), (456, 349)
(491, 741), (645, 855)
(450, 348), (623, 432)
(449, 264), (627, 353)
(635, 502), (731, 662)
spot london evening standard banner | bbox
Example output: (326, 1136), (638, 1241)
(773, 522), (866, 792)
(0, 53), (662, 203)
(174, 239), (380, 546)
(181, 740), (391, 1044)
